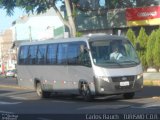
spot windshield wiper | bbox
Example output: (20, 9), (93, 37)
(106, 60), (122, 66)
(122, 60), (138, 64)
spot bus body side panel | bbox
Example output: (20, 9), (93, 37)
(68, 65), (95, 95)
(17, 65), (70, 92)
(17, 65), (35, 89)
(17, 64), (96, 95)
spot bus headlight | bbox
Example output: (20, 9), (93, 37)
(137, 73), (143, 80)
(97, 76), (110, 82)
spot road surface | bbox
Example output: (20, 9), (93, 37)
(0, 77), (160, 120)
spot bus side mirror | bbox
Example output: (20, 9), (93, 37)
(135, 42), (140, 51)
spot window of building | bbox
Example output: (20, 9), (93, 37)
(46, 44), (57, 64)
(57, 43), (68, 64)
(19, 46), (29, 65)
(28, 45), (37, 65)
(37, 45), (47, 65)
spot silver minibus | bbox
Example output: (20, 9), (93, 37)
(17, 34), (143, 101)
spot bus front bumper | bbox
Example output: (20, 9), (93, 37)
(94, 76), (143, 95)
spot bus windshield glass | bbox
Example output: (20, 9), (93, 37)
(89, 39), (140, 67)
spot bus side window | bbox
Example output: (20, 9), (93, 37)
(19, 46), (29, 65)
(28, 45), (37, 65)
(37, 45), (47, 65)
(78, 44), (91, 67)
(67, 43), (79, 65)
(57, 43), (68, 65)
(46, 44), (57, 64)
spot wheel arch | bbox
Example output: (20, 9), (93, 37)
(34, 78), (41, 89)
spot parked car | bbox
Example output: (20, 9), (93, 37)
(5, 70), (17, 78)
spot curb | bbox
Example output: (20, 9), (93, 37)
(143, 80), (160, 86)
(0, 84), (29, 90)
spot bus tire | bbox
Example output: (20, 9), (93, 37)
(123, 92), (135, 99)
(80, 83), (93, 102)
(36, 82), (50, 98)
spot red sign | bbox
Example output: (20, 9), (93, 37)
(126, 6), (160, 21)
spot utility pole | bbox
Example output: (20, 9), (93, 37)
(14, 27), (18, 69)
(29, 26), (32, 42)
(15, 27), (17, 41)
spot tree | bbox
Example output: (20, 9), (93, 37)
(126, 28), (136, 46)
(146, 30), (156, 67)
(153, 28), (160, 71)
(0, 0), (76, 37)
(105, 0), (134, 9)
(137, 27), (148, 70)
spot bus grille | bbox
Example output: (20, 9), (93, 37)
(115, 84), (133, 90)
(112, 76), (135, 82)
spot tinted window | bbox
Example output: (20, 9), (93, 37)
(67, 43), (79, 65)
(78, 43), (91, 67)
(37, 45), (47, 64)
(19, 46), (29, 65)
(57, 44), (68, 64)
(46, 44), (57, 64)
(28, 45), (37, 65)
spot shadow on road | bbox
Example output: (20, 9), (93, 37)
(43, 86), (160, 103)
(1, 85), (159, 102)
(0, 86), (160, 114)
(136, 86), (160, 99)
(0, 90), (14, 94)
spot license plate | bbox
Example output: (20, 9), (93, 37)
(120, 81), (129, 86)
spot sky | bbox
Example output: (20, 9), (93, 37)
(0, 8), (25, 32)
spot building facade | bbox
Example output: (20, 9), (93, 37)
(11, 8), (66, 43)
(0, 8), (66, 72)
(0, 29), (16, 72)
(75, 0), (160, 35)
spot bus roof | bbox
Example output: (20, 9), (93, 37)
(19, 34), (128, 46)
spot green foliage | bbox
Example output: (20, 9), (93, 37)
(76, 31), (83, 37)
(0, 0), (59, 15)
(137, 27), (148, 49)
(126, 28), (136, 46)
(146, 30), (156, 67)
(0, 0), (16, 15)
(153, 28), (160, 70)
(137, 27), (148, 70)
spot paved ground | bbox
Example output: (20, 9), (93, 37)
(0, 74), (159, 120)
(0, 85), (160, 120)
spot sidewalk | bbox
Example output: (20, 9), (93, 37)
(143, 72), (160, 86)
(143, 72), (160, 80)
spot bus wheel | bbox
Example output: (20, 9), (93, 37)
(36, 82), (50, 98)
(123, 92), (135, 99)
(80, 83), (93, 102)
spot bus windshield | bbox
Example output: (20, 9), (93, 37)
(89, 39), (140, 68)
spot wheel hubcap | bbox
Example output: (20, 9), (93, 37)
(37, 84), (42, 96)
(82, 84), (89, 97)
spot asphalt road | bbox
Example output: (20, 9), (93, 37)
(0, 77), (160, 120)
